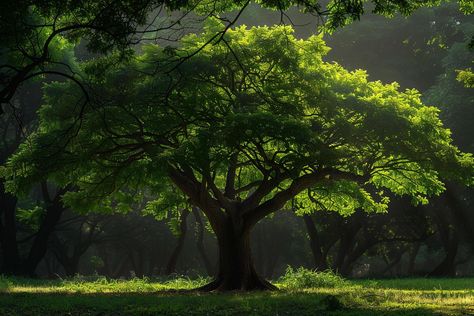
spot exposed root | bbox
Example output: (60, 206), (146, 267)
(195, 275), (278, 292)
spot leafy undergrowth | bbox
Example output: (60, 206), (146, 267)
(1, 271), (474, 315)
(0, 275), (210, 294)
(278, 266), (349, 289)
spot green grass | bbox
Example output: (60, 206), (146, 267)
(1, 273), (474, 315)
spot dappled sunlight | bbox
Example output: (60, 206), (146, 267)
(1, 276), (474, 315)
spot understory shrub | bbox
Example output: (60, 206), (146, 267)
(278, 267), (348, 289)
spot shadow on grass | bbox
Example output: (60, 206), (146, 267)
(0, 291), (464, 316)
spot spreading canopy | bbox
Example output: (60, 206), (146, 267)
(5, 21), (473, 219)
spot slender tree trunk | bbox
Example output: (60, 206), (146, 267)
(407, 242), (420, 275)
(0, 185), (20, 274)
(192, 207), (213, 276)
(198, 216), (276, 291)
(52, 243), (82, 277)
(255, 224), (264, 275)
(165, 209), (190, 275)
(23, 199), (66, 276)
(429, 206), (459, 277)
(381, 251), (404, 277)
(303, 214), (328, 271)
(429, 230), (459, 276)
(113, 255), (130, 278)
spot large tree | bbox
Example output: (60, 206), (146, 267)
(4, 22), (474, 290)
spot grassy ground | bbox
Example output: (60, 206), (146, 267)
(1, 274), (474, 315)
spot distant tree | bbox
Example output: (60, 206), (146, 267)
(0, 81), (71, 276)
(422, 23), (474, 275)
(49, 213), (105, 277)
(425, 23), (474, 152)
(325, 1), (471, 92)
(4, 22), (474, 290)
(303, 197), (433, 276)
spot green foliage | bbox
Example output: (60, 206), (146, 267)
(456, 68), (474, 88)
(424, 22), (474, 152)
(279, 266), (348, 289)
(459, 0), (474, 14)
(16, 206), (44, 229)
(4, 20), (473, 219)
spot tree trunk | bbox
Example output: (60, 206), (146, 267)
(303, 214), (328, 271)
(0, 185), (20, 275)
(51, 237), (82, 277)
(429, 206), (459, 277)
(429, 230), (458, 277)
(192, 207), (214, 276)
(165, 209), (190, 275)
(198, 216), (276, 291)
(334, 234), (354, 276)
(407, 242), (420, 275)
(23, 200), (66, 276)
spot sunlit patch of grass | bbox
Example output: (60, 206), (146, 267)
(1, 273), (474, 315)
(0, 275), (210, 294)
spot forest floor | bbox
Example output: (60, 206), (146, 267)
(1, 275), (474, 315)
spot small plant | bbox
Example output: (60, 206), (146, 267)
(0, 275), (12, 292)
(279, 266), (348, 289)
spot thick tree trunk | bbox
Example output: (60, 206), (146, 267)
(334, 234), (354, 276)
(198, 217), (276, 291)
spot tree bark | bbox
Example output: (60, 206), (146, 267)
(198, 216), (276, 291)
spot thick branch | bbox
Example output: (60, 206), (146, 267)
(245, 169), (369, 227)
(168, 165), (224, 233)
(224, 153), (238, 199)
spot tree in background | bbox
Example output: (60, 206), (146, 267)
(4, 21), (473, 290)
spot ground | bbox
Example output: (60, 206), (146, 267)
(1, 275), (473, 315)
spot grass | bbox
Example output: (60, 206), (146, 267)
(1, 272), (474, 315)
